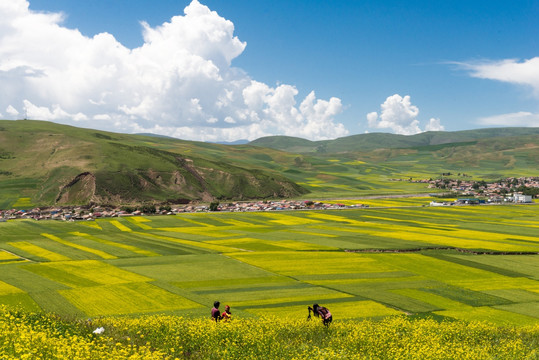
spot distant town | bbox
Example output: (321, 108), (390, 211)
(420, 175), (538, 200)
(0, 176), (537, 221)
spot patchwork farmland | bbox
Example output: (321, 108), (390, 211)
(0, 204), (538, 326)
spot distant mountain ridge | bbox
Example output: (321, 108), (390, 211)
(249, 128), (539, 153)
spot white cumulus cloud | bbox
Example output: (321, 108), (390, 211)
(366, 94), (443, 135)
(0, 0), (348, 141)
(458, 57), (539, 128)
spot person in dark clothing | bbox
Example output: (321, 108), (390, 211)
(211, 301), (222, 321)
(308, 303), (332, 326)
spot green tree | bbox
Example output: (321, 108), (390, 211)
(159, 205), (172, 212)
(141, 205), (156, 214)
(209, 201), (220, 211)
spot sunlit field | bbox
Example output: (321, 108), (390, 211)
(1, 203), (538, 358)
(1, 306), (538, 359)
(1, 204), (538, 322)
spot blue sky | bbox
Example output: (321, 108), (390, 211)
(1, 0), (538, 141)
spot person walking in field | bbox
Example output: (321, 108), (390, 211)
(211, 301), (222, 322)
(221, 305), (232, 321)
(308, 304), (332, 326)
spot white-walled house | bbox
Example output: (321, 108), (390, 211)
(514, 194), (533, 203)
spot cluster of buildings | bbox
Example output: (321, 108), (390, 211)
(1, 176), (536, 221)
(0, 200), (366, 221)
(429, 194), (533, 207)
(207, 200), (365, 212)
(420, 176), (538, 202)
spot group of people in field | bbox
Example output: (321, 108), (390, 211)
(211, 301), (332, 326)
(210, 301), (232, 322)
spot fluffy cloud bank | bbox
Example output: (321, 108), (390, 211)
(366, 94), (444, 135)
(0, 0), (347, 141)
(459, 57), (539, 127)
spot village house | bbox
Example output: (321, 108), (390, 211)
(514, 194), (533, 203)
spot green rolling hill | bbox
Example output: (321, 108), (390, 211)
(0, 120), (538, 209)
(0, 120), (307, 208)
(249, 129), (539, 198)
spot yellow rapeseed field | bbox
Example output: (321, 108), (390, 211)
(23, 260), (151, 287)
(0, 250), (22, 261)
(109, 220), (133, 232)
(40, 233), (117, 259)
(8, 242), (70, 261)
(1, 306), (537, 359)
(69, 232), (159, 257)
(0, 281), (24, 296)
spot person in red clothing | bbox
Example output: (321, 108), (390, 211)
(221, 305), (232, 321)
(308, 303), (332, 326)
(211, 301), (222, 322)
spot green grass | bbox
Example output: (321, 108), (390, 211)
(0, 293), (41, 311)
(494, 302), (539, 319)
(445, 254), (539, 280)
(435, 306), (538, 326)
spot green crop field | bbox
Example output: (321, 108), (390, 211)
(1, 203), (539, 359)
(0, 203), (538, 327)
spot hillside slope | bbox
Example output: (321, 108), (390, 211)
(0, 120), (307, 207)
(1, 120), (538, 208)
